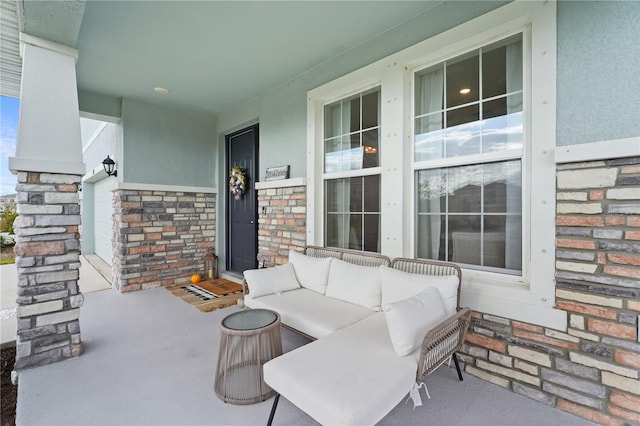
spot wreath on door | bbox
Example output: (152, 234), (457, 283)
(229, 166), (247, 200)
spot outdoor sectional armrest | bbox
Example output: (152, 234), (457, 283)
(417, 307), (471, 381)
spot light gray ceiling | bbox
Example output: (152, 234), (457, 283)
(10, 1), (449, 114)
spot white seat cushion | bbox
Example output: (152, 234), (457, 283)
(243, 263), (300, 299)
(244, 288), (374, 339)
(288, 250), (332, 294)
(264, 313), (418, 426)
(380, 266), (459, 315)
(325, 259), (382, 311)
(383, 287), (447, 356)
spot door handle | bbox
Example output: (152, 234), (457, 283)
(250, 220), (254, 224)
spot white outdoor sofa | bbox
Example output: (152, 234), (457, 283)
(242, 246), (471, 426)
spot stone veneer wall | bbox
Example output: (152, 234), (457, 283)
(257, 185), (306, 266)
(13, 172), (84, 369)
(112, 189), (216, 292)
(460, 157), (640, 425)
(254, 171), (639, 424)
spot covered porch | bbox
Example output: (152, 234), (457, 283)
(16, 285), (593, 426)
(1, 1), (638, 425)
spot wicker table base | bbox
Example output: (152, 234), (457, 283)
(214, 309), (282, 404)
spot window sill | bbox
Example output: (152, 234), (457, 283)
(255, 177), (306, 190)
(460, 269), (567, 331)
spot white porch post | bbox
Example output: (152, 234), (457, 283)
(9, 34), (86, 369)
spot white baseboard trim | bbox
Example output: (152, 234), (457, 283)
(255, 177), (306, 190)
(555, 137), (640, 164)
(116, 182), (217, 194)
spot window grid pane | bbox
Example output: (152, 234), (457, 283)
(325, 175), (381, 253)
(414, 34), (523, 163)
(324, 88), (380, 173)
(416, 160), (522, 274)
(324, 87), (381, 253)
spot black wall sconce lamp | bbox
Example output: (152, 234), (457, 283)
(102, 155), (117, 177)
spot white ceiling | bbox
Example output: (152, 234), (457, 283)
(67, 1), (446, 114)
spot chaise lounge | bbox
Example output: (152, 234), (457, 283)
(242, 246), (471, 425)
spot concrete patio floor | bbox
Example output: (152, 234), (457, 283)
(1, 255), (112, 346)
(13, 281), (596, 425)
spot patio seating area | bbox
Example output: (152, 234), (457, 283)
(15, 276), (595, 425)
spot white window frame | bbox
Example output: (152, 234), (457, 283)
(412, 30), (528, 278)
(322, 86), (383, 251)
(307, 1), (565, 330)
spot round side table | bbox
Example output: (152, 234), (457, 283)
(214, 309), (282, 404)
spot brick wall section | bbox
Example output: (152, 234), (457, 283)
(460, 157), (640, 425)
(257, 185), (306, 266)
(112, 189), (215, 292)
(13, 172), (84, 369)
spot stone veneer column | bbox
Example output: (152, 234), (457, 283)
(112, 189), (216, 292)
(460, 157), (640, 425)
(257, 185), (306, 266)
(13, 172), (83, 369)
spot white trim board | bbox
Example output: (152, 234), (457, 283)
(82, 163), (109, 183)
(82, 121), (109, 154)
(20, 33), (78, 61)
(555, 137), (640, 164)
(9, 157), (86, 176)
(116, 182), (217, 194)
(255, 177), (306, 190)
(80, 111), (121, 124)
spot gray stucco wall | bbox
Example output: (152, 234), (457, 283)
(557, 1), (640, 146)
(122, 99), (216, 187)
(215, 1), (509, 180)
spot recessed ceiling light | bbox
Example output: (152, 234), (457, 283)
(154, 87), (170, 95)
(459, 88), (471, 95)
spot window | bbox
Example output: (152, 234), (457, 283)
(323, 87), (381, 252)
(309, 2), (561, 328)
(414, 34), (524, 275)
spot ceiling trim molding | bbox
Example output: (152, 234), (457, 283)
(20, 33), (78, 61)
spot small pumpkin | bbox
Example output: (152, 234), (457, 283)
(191, 274), (202, 284)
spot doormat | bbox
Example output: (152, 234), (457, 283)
(166, 278), (244, 312)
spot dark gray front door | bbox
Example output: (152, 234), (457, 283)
(226, 125), (258, 274)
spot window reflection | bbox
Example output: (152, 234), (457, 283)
(324, 88), (380, 172)
(416, 160), (522, 274)
(414, 34), (523, 163)
(326, 176), (381, 252)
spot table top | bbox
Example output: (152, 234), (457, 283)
(221, 309), (278, 331)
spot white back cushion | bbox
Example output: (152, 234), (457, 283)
(380, 266), (459, 316)
(243, 263), (300, 299)
(325, 258), (382, 311)
(288, 250), (332, 294)
(383, 287), (447, 356)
